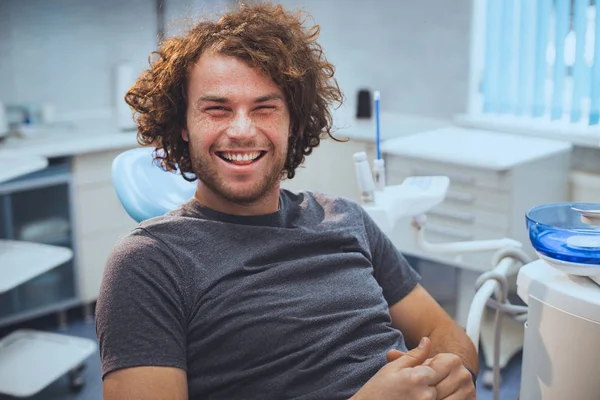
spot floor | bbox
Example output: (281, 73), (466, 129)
(0, 310), (523, 400)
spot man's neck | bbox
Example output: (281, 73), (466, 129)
(193, 184), (281, 216)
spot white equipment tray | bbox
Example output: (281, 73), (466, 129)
(0, 154), (48, 184)
(0, 240), (73, 294)
(0, 329), (97, 397)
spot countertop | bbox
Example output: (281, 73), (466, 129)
(0, 121), (138, 159)
(381, 126), (573, 171)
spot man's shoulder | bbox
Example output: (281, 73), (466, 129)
(112, 201), (204, 255)
(293, 189), (362, 211)
(284, 189), (365, 223)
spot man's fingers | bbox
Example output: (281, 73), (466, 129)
(411, 365), (438, 383)
(432, 363), (476, 399)
(436, 386), (476, 400)
(391, 337), (431, 369)
(427, 353), (460, 380)
(385, 349), (405, 363)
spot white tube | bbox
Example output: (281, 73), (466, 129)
(465, 257), (516, 350)
(353, 152), (376, 203)
(414, 227), (522, 254)
(373, 158), (386, 190)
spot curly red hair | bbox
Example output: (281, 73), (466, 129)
(125, 1), (344, 181)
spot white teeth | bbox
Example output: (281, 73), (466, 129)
(221, 152), (261, 162)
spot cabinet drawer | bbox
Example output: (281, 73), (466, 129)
(428, 204), (509, 231)
(74, 182), (136, 236)
(385, 155), (512, 191)
(445, 181), (510, 213)
(385, 162), (511, 213)
(73, 149), (134, 186)
(423, 220), (507, 241)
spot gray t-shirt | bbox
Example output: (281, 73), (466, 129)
(96, 189), (420, 399)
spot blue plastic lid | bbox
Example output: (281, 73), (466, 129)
(526, 202), (600, 265)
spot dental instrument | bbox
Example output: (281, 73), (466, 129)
(372, 91), (386, 191)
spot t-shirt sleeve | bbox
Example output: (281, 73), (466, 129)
(95, 228), (188, 379)
(359, 206), (421, 306)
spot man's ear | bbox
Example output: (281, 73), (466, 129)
(182, 128), (189, 142)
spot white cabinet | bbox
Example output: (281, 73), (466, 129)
(571, 170), (600, 202)
(382, 127), (573, 273)
(381, 127), (572, 329)
(72, 148), (137, 303)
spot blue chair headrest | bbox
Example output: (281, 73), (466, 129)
(112, 147), (196, 223)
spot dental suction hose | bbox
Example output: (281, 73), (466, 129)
(469, 247), (531, 400)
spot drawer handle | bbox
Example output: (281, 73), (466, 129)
(426, 224), (474, 240)
(429, 208), (475, 223)
(412, 168), (475, 185)
(446, 190), (475, 204)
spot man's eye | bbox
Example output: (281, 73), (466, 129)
(206, 106), (228, 112)
(255, 106), (276, 112)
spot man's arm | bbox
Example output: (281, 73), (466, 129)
(103, 366), (188, 400)
(96, 230), (190, 397)
(388, 284), (478, 375)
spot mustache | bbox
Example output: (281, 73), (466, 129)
(211, 142), (274, 150)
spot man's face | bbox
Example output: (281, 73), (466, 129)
(183, 52), (290, 205)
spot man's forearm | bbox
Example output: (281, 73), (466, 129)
(427, 321), (479, 375)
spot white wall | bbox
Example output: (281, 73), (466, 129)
(0, 0), (157, 117)
(0, 0), (472, 121)
(0, 1), (17, 103)
(278, 0), (473, 119)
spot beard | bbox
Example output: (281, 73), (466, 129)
(189, 142), (288, 205)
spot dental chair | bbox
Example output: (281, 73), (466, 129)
(112, 147), (196, 222)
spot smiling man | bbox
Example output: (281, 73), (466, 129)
(184, 53), (289, 215)
(95, 3), (478, 400)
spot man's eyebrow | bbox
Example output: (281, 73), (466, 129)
(195, 93), (283, 106)
(254, 94), (284, 103)
(196, 95), (228, 104)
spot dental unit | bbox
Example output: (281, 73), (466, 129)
(354, 91), (600, 400)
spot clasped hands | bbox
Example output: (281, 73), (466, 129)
(352, 337), (476, 400)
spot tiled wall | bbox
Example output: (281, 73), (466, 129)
(0, 0), (472, 120)
(0, 0), (157, 117)
(278, 0), (472, 119)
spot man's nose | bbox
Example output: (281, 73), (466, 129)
(226, 111), (257, 140)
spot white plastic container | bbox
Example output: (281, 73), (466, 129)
(517, 259), (600, 400)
